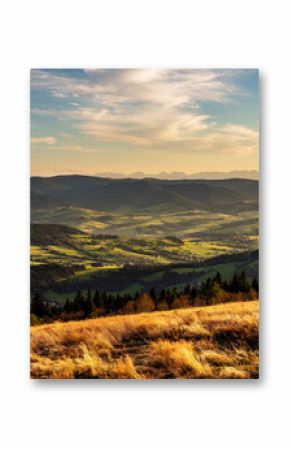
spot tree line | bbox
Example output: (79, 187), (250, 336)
(31, 271), (259, 325)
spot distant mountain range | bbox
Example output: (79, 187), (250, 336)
(31, 175), (258, 214)
(92, 170), (259, 180)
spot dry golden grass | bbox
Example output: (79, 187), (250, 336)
(30, 300), (259, 379)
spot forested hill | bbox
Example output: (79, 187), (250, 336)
(31, 175), (258, 213)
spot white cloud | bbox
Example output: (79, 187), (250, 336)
(30, 69), (258, 161)
(31, 69), (242, 109)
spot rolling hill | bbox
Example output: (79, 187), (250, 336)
(31, 175), (258, 214)
(31, 223), (258, 300)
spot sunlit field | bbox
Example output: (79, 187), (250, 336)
(31, 221), (259, 303)
(31, 206), (258, 240)
(31, 300), (259, 379)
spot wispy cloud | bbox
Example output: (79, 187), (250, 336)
(31, 136), (57, 145)
(30, 69), (259, 174)
(31, 68), (242, 108)
(47, 145), (102, 153)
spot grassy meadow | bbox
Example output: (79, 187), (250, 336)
(31, 300), (259, 379)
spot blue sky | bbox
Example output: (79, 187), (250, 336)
(31, 69), (259, 176)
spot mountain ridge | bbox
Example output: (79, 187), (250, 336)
(31, 175), (258, 214)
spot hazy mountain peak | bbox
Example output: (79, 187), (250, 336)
(92, 170), (259, 180)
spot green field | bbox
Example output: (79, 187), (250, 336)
(31, 189), (259, 305)
(31, 209), (258, 270)
(31, 228), (259, 305)
(31, 231), (258, 283)
(36, 253), (258, 305)
(31, 205), (258, 239)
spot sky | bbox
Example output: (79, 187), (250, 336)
(31, 69), (259, 177)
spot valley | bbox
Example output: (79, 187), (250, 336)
(30, 176), (259, 307)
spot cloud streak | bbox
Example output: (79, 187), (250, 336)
(31, 136), (56, 145)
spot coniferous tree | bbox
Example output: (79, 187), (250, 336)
(215, 271), (222, 285)
(100, 290), (107, 310)
(87, 288), (92, 303)
(149, 287), (157, 301)
(73, 290), (85, 311)
(252, 278), (259, 293)
(190, 287), (197, 306)
(230, 273), (239, 293)
(64, 298), (73, 313)
(93, 290), (100, 308)
(31, 293), (45, 317)
(83, 288), (94, 317)
(239, 270), (248, 292)
(160, 289), (166, 302)
(115, 293), (123, 312)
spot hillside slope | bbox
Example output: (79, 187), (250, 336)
(30, 222), (258, 296)
(31, 300), (259, 379)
